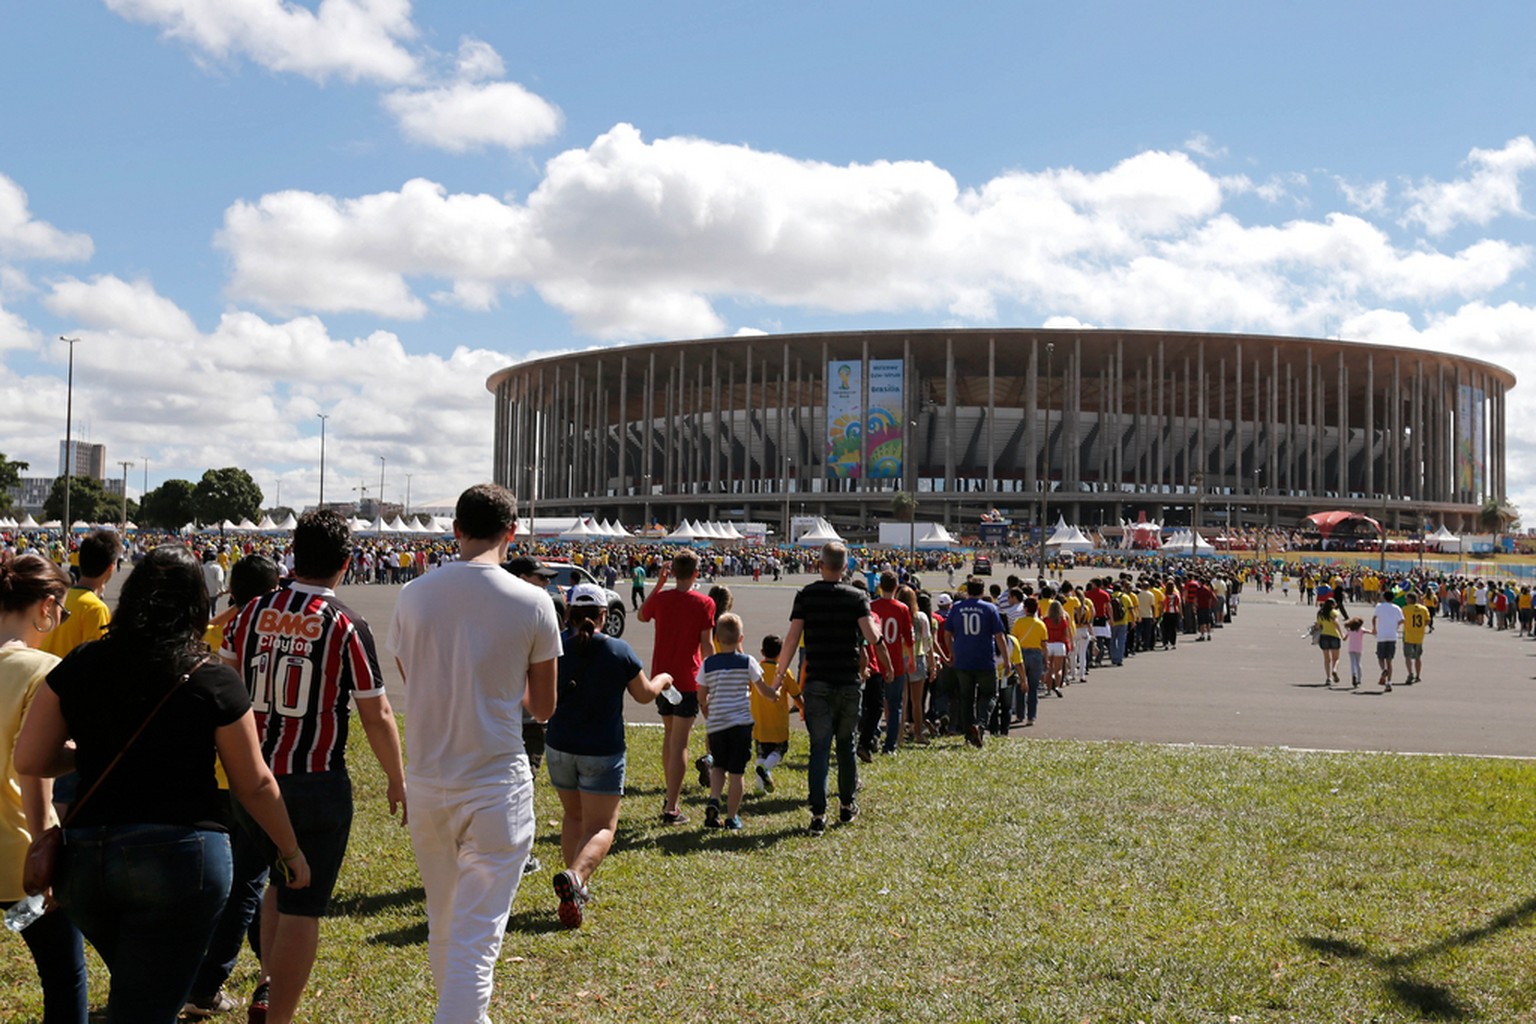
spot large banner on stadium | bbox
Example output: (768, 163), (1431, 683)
(826, 360), (863, 479)
(866, 359), (904, 479)
(1457, 384), (1486, 498)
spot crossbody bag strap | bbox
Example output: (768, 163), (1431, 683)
(61, 654), (212, 827)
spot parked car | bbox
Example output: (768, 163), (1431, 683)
(541, 561), (627, 637)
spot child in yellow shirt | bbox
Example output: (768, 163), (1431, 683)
(751, 635), (802, 793)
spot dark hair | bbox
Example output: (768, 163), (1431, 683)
(111, 545), (210, 673)
(549, 592), (568, 626)
(0, 551), (69, 614)
(293, 509), (351, 579)
(965, 579), (984, 596)
(708, 584), (733, 613)
(671, 550), (700, 579)
(1317, 599), (1336, 621)
(879, 570), (898, 593)
(229, 554), (280, 607)
(1024, 597), (1039, 614)
(567, 603), (602, 652)
(455, 483), (518, 541)
(78, 529), (122, 578)
(761, 634), (783, 659)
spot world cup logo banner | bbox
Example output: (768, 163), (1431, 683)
(826, 361), (863, 479)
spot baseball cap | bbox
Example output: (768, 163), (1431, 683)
(569, 583), (608, 608)
(505, 556), (556, 579)
(936, 593), (953, 609)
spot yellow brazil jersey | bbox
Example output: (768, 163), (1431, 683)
(750, 661), (801, 744)
(1011, 615), (1047, 651)
(1060, 595), (1082, 627)
(41, 587), (111, 658)
(1402, 604), (1431, 644)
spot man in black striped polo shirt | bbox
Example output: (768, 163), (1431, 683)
(778, 542), (893, 836)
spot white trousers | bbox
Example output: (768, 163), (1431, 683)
(409, 774), (534, 1024)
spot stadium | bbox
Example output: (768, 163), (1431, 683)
(486, 329), (1513, 538)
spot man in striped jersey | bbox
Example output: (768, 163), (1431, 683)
(223, 509), (407, 1024)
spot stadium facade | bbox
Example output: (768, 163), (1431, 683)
(486, 329), (1513, 536)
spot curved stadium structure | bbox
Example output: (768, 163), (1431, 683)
(487, 329), (1513, 536)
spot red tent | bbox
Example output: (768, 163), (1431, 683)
(1305, 510), (1383, 538)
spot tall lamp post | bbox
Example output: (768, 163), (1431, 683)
(1192, 471), (1205, 557)
(316, 413), (329, 508)
(141, 457), (149, 501)
(118, 460), (134, 529)
(782, 456), (793, 550)
(405, 474), (413, 519)
(59, 336), (80, 536)
(378, 456), (386, 517)
(1037, 342), (1055, 573)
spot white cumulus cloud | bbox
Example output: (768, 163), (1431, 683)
(383, 80), (563, 154)
(1403, 136), (1536, 235)
(104, 0), (420, 84)
(0, 174), (94, 262)
(44, 275), (200, 342)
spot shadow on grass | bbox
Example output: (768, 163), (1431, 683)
(504, 908), (570, 936)
(369, 920), (429, 947)
(331, 885), (425, 918)
(1298, 893), (1536, 1019)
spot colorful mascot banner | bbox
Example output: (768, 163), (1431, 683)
(826, 360), (863, 479)
(866, 359), (904, 479)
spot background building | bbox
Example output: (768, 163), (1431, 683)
(487, 329), (1513, 537)
(58, 440), (106, 480)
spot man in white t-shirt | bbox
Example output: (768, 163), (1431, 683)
(387, 484), (560, 1024)
(1372, 597), (1405, 692)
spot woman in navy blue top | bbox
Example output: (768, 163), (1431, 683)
(544, 584), (672, 928)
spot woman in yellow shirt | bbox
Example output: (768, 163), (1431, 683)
(1315, 598), (1346, 686)
(1010, 598), (1047, 727)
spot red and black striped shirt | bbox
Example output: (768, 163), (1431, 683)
(222, 582), (385, 775)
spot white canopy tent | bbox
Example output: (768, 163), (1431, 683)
(1427, 524), (1461, 553)
(1160, 529), (1215, 556)
(795, 517), (844, 548)
(1045, 516), (1094, 553)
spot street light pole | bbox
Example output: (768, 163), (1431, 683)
(782, 456), (792, 550)
(1037, 342), (1055, 574)
(59, 337), (80, 535)
(316, 413), (329, 508)
(118, 460), (134, 529)
(405, 474), (413, 519)
(1193, 471), (1204, 557)
(378, 455), (386, 517)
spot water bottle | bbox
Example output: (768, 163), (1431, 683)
(4, 893), (46, 932)
(657, 683), (682, 706)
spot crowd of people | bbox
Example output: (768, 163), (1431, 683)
(5, 498), (1535, 1022)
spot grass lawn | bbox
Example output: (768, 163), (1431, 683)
(6, 725), (1536, 1022)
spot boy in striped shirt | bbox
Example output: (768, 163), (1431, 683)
(698, 613), (779, 829)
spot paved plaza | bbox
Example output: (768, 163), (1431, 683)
(331, 571), (1536, 760)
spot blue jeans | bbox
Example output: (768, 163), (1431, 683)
(59, 824), (232, 1023)
(1019, 649), (1044, 722)
(881, 675), (906, 752)
(190, 795), (268, 1002)
(0, 899), (86, 1024)
(1111, 624), (1128, 664)
(804, 680), (861, 817)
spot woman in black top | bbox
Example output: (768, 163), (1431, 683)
(17, 545), (309, 1023)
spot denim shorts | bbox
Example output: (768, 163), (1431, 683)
(1376, 640), (1398, 660)
(544, 746), (626, 795)
(235, 770), (352, 917)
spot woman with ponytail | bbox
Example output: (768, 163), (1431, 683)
(543, 583), (673, 929)
(0, 551), (86, 1023)
(15, 545), (310, 1022)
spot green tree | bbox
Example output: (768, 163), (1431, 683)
(1478, 496), (1520, 554)
(139, 479), (199, 529)
(0, 452), (28, 516)
(891, 490), (917, 522)
(42, 475), (114, 524)
(194, 467), (263, 526)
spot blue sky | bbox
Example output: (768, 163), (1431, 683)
(2, 1), (1534, 514)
